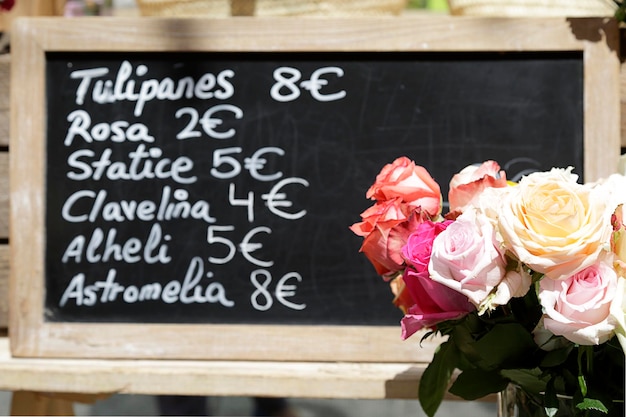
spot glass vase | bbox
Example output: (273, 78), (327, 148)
(497, 384), (575, 417)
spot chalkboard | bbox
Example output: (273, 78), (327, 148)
(44, 51), (584, 325)
(10, 17), (620, 361)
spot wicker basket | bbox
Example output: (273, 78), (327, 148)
(447, 0), (617, 17)
(136, 0), (408, 17)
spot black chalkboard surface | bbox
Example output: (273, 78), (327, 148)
(11, 17), (619, 361)
(44, 51), (583, 325)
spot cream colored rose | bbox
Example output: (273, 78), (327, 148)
(498, 168), (612, 281)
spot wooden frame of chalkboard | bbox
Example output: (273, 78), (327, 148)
(9, 17), (620, 360)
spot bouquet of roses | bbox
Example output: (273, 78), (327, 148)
(350, 157), (625, 417)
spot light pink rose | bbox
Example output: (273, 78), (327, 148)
(498, 167), (612, 281)
(366, 157), (441, 217)
(428, 208), (507, 307)
(350, 198), (426, 277)
(539, 261), (617, 345)
(448, 161), (508, 214)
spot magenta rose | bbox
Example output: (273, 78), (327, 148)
(539, 261), (617, 345)
(402, 220), (453, 276)
(400, 268), (475, 339)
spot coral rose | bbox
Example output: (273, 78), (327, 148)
(350, 198), (426, 277)
(366, 157), (441, 217)
(612, 204), (626, 274)
(601, 174), (626, 274)
(448, 160), (508, 214)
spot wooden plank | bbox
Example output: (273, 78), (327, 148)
(584, 18), (621, 177)
(620, 61), (626, 148)
(0, 245), (8, 328)
(0, 55), (9, 148)
(10, 16), (46, 357)
(10, 391), (75, 416)
(7, 15), (620, 53)
(0, 337), (426, 399)
(0, 153), (8, 238)
(0, 0), (65, 32)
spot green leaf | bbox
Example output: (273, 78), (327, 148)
(540, 344), (573, 368)
(448, 369), (509, 400)
(576, 398), (609, 414)
(500, 368), (548, 396)
(472, 323), (537, 370)
(577, 374), (587, 398)
(450, 319), (483, 364)
(419, 341), (459, 417)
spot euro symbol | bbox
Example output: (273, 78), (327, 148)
(275, 272), (306, 311)
(243, 147), (284, 182)
(199, 104), (243, 139)
(299, 67), (346, 102)
(239, 226), (273, 268)
(262, 177), (309, 220)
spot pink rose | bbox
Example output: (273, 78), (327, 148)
(539, 261), (617, 345)
(399, 269), (475, 339)
(448, 161), (508, 214)
(366, 157), (441, 217)
(429, 209), (508, 307)
(350, 198), (426, 277)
